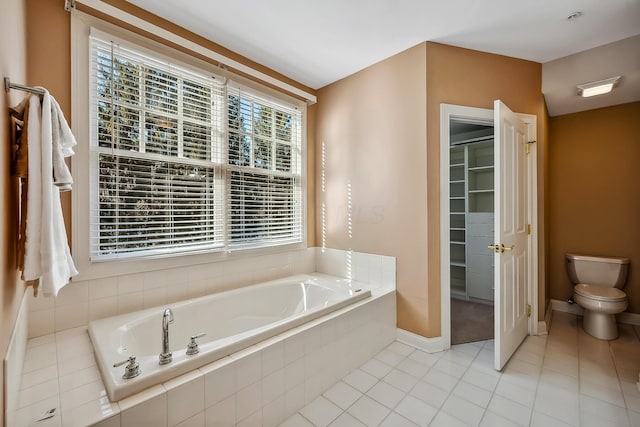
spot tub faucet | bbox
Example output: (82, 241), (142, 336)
(159, 308), (174, 365)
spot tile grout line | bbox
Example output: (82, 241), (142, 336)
(343, 345), (421, 426)
(398, 345), (450, 426)
(608, 330), (634, 427)
(429, 341), (493, 426)
(375, 345), (425, 423)
(534, 311), (582, 427)
(467, 342), (493, 427)
(477, 340), (519, 426)
(308, 341), (475, 427)
(54, 332), (63, 426)
(292, 312), (640, 427)
(528, 323), (552, 426)
(422, 344), (473, 426)
(575, 314), (583, 427)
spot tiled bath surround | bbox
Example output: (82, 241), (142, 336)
(8, 248), (396, 426)
(26, 249), (316, 338)
(14, 284), (395, 426)
(26, 247), (395, 338)
(3, 295), (28, 427)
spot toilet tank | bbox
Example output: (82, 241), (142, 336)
(565, 253), (630, 288)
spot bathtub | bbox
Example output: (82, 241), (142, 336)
(88, 273), (372, 401)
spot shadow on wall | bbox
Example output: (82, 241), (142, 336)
(548, 102), (640, 312)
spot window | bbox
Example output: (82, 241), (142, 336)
(89, 33), (304, 261)
(226, 88), (302, 248)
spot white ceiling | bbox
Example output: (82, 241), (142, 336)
(543, 35), (640, 116)
(127, 0), (640, 114)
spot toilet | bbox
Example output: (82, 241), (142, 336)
(566, 253), (630, 340)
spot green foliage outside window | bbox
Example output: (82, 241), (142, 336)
(92, 40), (301, 258)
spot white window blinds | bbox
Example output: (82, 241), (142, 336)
(89, 33), (303, 261)
(226, 87), (303, 249)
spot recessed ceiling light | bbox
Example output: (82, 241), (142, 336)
(576, 76), (621, 97)
(567, 11), (582, 21)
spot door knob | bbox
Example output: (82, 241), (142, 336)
(488, 244), (515, 253)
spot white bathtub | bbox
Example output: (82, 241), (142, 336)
(88, 273), (372, 401)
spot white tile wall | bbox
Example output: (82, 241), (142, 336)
(315, 248), (396, 289)
(14, 265), (396, 426)
(262, 369), (285, 407)
(236, 380), (262, 422)
(119, 386), (167, 427)
(4, 292), (29, 427)
(205, 394), (235, 427)
(176, 411), (205, 427)
(166, 371), (205, 426)
(26, 247), (396, 339)
(234, 349), (262, 390)
(262, 394), (285, 427)
(27, 248), (317, 338)
(202, 358), (236, 409)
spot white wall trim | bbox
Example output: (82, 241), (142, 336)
(550, 298), (640, 326)
(70, 13), (309, 282)
(537, 321), (547, 335)
(550, 298), (584, 315)
(617, 312), (640, 327)
(537, 301), (553, 335)
(518, 113), (539, 336)
(439, 104), (539, 348)
(396, 329), (445, 353)
(439, 104), (494, 351)
(72, 0), (316, 104)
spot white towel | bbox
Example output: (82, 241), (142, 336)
(50, 97), (75, 191)
(22, 91), (78, 297)
(22, 95), (42, 281)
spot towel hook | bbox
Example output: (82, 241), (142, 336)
(4, 77), (46, 97)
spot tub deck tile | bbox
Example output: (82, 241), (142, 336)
(17, 275), (397, 426)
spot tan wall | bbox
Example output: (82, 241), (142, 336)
(0, 0), (27, 423)
(26, 0), (73, 240)
(315, 42), (547, 338)
(549, 102), (640, 311)
(315, 44), (430, 336)
(543, 102), (551, 317)
(23, 0), (317, 249)
(97, 0), (313, 101)
(425, 42), (548, 335)
(307, 104), (317, 247)
(2, 4), (315, 418)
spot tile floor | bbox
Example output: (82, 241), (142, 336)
(282, 311), (640, 426)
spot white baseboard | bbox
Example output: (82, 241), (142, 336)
(551, 299), (584, 315)
(537, 301), (553, 335)
(537, 321), (547, 335)
(396, 329), (445, 353)
(617, 312), (640, 327)
(545, 301), (553, 326)
(550, 298), (640, 326)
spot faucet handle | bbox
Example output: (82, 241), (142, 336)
(113, 356), (141, 379)
(186, 333), (206, 355)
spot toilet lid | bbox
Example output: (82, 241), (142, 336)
(574, 284), (627, 302)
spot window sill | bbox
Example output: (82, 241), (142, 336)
(72, 241), (307, 282)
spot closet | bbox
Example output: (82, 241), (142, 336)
(449, 122), (495, 302)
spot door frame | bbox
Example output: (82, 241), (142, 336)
(440, 103), (538, 351)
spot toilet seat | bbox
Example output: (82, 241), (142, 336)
(574, 283), (627, 302)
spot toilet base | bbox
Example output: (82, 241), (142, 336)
(583, 310), (618, 340)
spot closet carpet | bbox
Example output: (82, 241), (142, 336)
(451, 298), (494, 345)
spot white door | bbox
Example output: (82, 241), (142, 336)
(493, 100), (529, 370)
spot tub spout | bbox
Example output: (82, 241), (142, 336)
(159, 308), (174, 365)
